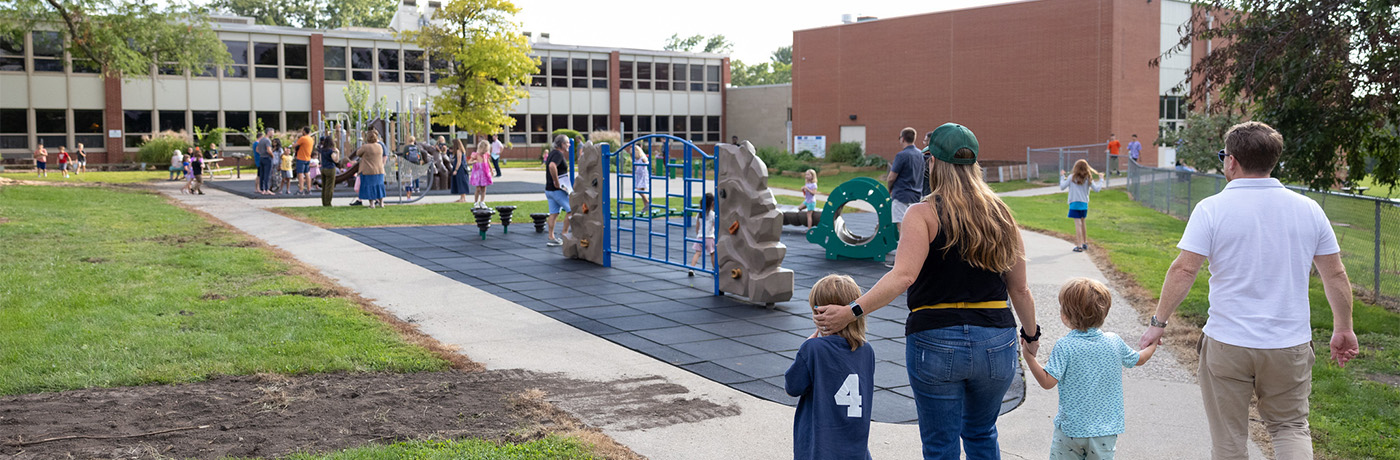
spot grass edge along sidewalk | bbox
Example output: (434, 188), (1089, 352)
(1002, 190), (1400, 460)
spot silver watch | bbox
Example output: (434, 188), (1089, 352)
(1150, 315), (1168, 328)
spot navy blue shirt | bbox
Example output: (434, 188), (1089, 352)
(785, 335), (875, 460)
(889, 145), (926, 203)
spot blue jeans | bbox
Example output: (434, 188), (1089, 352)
(256, 158), (273, 191)
(906, 325), (1018, 460)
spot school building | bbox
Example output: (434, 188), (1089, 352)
(789, 0), (1206, 167)
(0, 1), (729, 164)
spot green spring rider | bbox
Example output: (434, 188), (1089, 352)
(805, 177), (900, 261)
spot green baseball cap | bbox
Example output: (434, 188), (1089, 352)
(921, 123), (979, 165)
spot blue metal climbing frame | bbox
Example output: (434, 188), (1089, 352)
(601, 135), (720, 295)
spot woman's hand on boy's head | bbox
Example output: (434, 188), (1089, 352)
(813, 304), (854, 334)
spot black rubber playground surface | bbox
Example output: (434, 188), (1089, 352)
(204, 178), (541, 200)
(333, 213), (1024, 424)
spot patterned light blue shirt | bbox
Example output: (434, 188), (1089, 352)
(1044, 328), (1140, 437)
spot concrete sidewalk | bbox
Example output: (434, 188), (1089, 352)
(160, 180), (1259, 459)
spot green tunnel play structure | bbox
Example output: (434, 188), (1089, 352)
(805, 177), (900, 261)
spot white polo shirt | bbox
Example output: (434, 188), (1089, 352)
(1178, 178), (1339, 349)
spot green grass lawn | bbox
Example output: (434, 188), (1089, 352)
(767, 170), (886, 196)
(265, 437), (598, 460)
(0, 185), (448, 395)
(1003, 190), (1400, 459)
(1352, 176), (1400, 198)
(0, 170), (168, 184)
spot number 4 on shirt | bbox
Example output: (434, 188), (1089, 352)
(833, 374), (862, 417)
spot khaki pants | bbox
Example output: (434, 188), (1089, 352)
(1199, 335), (1314, 460)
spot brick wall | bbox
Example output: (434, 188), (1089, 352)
(793, 0), (1161, 165)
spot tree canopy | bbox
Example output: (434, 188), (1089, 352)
(663, 34), (733, 54)
(1172, 112), (1244, 173)
(1161, 0), (1400, 189)
(0, 0), (232, 79)
(731, 45), (791, 86)
(208, 0), (395, 30)
(398, 0), (534, 135)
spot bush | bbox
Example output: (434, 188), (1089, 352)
(853, 154), (889, 168)
(827, 141), (864, 164)
(754, 146), (817, 174)
(550, 129), (582, 144)
(136, 131), (193, 165)
(794, 150), (817, 161)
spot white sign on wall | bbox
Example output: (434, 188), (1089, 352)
(108, 130), (122, 138)
(794, 135), (826, 158)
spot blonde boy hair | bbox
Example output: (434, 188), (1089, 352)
(1059, 277), (1111, 331)
(810, 274), (867, 350)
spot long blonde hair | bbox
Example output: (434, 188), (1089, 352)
(1071, 159), (1098, 185)
(926, 153), (1023, 273)
(810, 275), (866, 351)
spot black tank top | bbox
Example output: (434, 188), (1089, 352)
(905, 224), (1015, 335)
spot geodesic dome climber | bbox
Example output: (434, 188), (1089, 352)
(562, 141), (604, 264)
(714, 143), (794, 304)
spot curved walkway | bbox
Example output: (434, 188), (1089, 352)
(160, 180), (1259, 459)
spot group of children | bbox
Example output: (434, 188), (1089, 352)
(31, 144), (87, 178)
(787, 275), (1154, 459)
(173, 149), (207, 195)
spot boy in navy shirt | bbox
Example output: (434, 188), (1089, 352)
(786, 274), (875, 460)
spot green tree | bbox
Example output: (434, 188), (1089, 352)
(398, 0), (534, 135)
(770, 45), (792, 65)
(1160, 0), (1400, 189)
(1171, 112), (1243, 173)
(0, 0), (232, 79)
(730, 45), (792, 87)
(664, 34), (733, 54)
(208, 0), (395, 29)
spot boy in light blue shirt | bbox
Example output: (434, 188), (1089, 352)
(1023, 278), (1157, 459)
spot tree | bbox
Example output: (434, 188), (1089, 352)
(208, 0), (395, 30)
(398, 0), (534, 135)
(0, 0), (232, 79)
(770, 45), (791, 65)
(1171, 112), (1243, 173)
(664, 34), (733, 54)
(1159, 0), (1400, 189)
(730, 45), (792, 87)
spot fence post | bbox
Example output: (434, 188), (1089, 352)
(1026, 147), (1031, 182)
(1187, 173), (1193, 215)
(1377, 200), (1383, 299)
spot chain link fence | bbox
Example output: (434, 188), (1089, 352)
(1026, 142), (1119, 180)
(1127, 161), (1400, 307)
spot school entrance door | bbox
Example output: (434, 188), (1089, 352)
(840, 125), (866, 153)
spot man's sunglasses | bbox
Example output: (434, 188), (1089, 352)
(1217, 149), (1231, 163)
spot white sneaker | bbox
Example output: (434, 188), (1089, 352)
(545, 237), (562, 247)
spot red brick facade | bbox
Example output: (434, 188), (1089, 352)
(793, 0), (1161, 165)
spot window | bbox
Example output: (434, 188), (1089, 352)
(655, 62), (669, 90)
(530, 56), (545, 87)
(619, 61), (633, 90)
(158, 63), (182, 76)
(508, 114), (526, 145)
(571, 58), (587, 88)
(0, 109), (26, 149)
(124, 110), (152, 148)
(378, 48), (399, 83)
(404, 50), (424, 83)
(671, 63), (686, 91)
(636, 62), (651, 90)
(256, 111), (280, 131)
(673, 115), (687, 133)
(324, 46), (346, 81)
(636, 115), (652, 133)
(619, 116), (634, 140)
(35, 109), (66, 148)
(591, 59), (607, 88)
(706, 65), (720, 92)
(223, 40), (248, 78)
(193, 63), (215, 78)
(286, 112), (309, 131)
(0, 33), (22, 71)
(550, 57), (567, 87)
(572, 115), (588, 132)
(552, 114), (568, 132)
(192, 111), (218, 131)
(593, 115), (607, 132)
(32, 31), (63, 72)
(690, 115), (704, 142)
(73, 109), (103, 149)
(655, 115), (669, 133)
(223, 111), (250, 146)
(1159, 96), (1185, 121)
(253, 42), (278, 79)
(707, 116), (720, 141)
(351, 47), (373, 81)
(158, 111), (185, 132)
(529, 114), (548, 144)
(284, 44), (307, 80)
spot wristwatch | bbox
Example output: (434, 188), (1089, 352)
(1150, 315), (1168, 328)
(848, 301), (864, 318)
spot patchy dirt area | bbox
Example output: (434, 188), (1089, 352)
(0, 369), (737, 459)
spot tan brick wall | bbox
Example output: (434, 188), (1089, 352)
(793, 0), (1162, 165)
(726, 84), (791, 151)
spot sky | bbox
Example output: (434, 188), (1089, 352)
(513, 0), (1023, 64)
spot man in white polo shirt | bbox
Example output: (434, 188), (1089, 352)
(1137, 121), (1358, 460)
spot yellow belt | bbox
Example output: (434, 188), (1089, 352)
(911, 301), (1008, 313)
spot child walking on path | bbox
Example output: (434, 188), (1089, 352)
(632, 145), (651, 214)
(1022, 277), (1156, 460)
(687, 193), (716, 276)
(785, 274), (875, 460)
(1059, 159), (1106, 252)
(799, 169), (818, 227)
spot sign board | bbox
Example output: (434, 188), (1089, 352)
(108, 129), (122, 138)
(794, 135), (826, 158)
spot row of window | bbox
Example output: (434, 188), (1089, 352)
(503, 113), (722, 145)
(618, 61), (722, 92)
(0, 108), (105, 150)
(122, 110), (312, 147)
(0, 32), (99, 73)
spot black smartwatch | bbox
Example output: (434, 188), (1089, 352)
(1020, 325), (1042, 342)
(848, 301), (864, 318)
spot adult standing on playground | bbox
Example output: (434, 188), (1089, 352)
(1137, 121), (1357, 460)
(544, 134), (572, 247)
(294, 127), (315, 195)
(1126, 134), (1142, 166)
(255, 128), (276, 195)
(317, 135), (339, 207)
(490, 134), (504, 177)
(353, 129), (388, 208)
(815, 123), (1038, 460)
(886, 127), (926, 267)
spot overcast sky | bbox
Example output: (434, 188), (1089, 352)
(513, 0), (1023, 63)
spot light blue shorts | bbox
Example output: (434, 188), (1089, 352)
(546, 189), (571, 214)
(1050, 426), (1118, 460)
